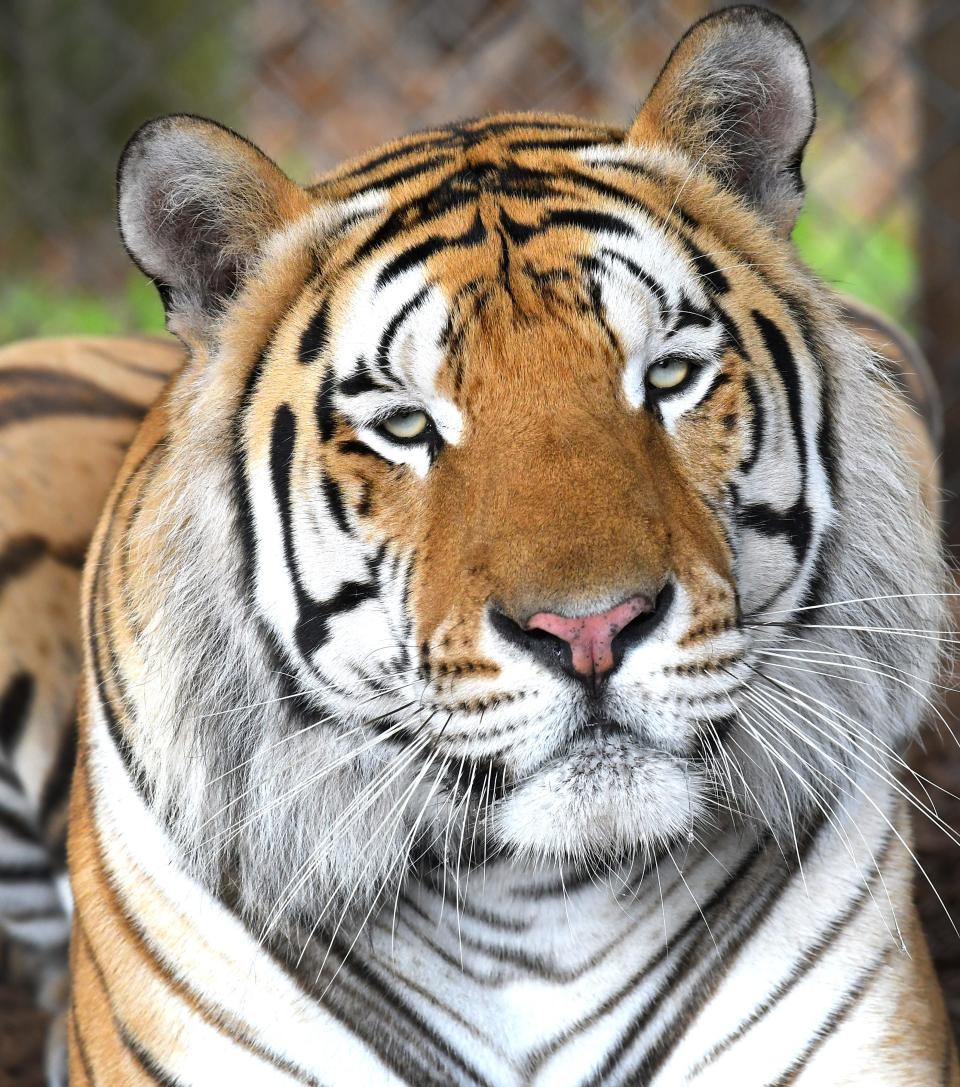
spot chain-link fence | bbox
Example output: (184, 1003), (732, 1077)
(2, 0), (960, 1042)
(2, 2), (957, 384)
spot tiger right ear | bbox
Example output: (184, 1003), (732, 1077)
(117, 115), (308, 341)
(629, 6), (815, 235)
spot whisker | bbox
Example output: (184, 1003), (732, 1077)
(311, 748), (448, 990)
(757, 592), (960, 617)
(746, 619), (960, 645)
(754, 640), (960, 751)
(752, 657), (955, 810)
(206, 683), (425, 787)
(743, 678), (959, 941)
(202, 706), (426, 848)
(747, 669), (960, 852)
(669, 851), (718, 953)
(735, 703), (902, 949)
(391, 714), (455, 951)
(259, 730), (434, 942)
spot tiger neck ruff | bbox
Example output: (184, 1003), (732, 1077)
(64, 6), (956, 1084)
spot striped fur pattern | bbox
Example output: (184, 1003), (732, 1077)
(0, 335), (182, 1079)
(0, 6), (957, 1084)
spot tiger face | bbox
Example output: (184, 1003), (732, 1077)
(114, 7), (941, 904)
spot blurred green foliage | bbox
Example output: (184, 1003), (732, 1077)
(0, 276), (165, 341)
(793, 195), (917, 327)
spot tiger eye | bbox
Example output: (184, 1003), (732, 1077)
(647, 358), (691, 391)
(381, 410), (429, 440)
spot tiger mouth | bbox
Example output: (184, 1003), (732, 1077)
(576, 718), (631, 741)
(560, 718), (650, 761)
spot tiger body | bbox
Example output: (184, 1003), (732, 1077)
(0, 7), (957, 1084)
(72, 716), (951, 1084)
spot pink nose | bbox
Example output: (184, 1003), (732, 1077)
(525, 595), (654, 678)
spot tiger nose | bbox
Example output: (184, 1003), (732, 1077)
(490, 584), (674, 688)
(525, 596), (655, 678)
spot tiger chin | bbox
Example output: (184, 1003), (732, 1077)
(0, 4), (956, 1086)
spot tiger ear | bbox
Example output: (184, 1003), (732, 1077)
(628, 6), (815, 235)
(117, 115), (308, 340)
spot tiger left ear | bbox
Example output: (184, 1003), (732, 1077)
(629, 5), (815, 235)
(117, 115), (309, 343)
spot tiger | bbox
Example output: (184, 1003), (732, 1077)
(0, 4), (957, 1084)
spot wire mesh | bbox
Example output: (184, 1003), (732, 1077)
(2, 1), (955, 363)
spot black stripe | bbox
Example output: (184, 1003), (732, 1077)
(539, 842), (771, 1082)
(294, 932), (494, 1087)
(39, 715), (77, 827)
(549, 164), (706, 255)
(0, 534), (86, 599)
(375, 210), (486, 288)
(620, 822), (827, 1084)
(84, 443), (167, 789)
(549, 207), (635, 239)
(88, 558), (140, 784)
(122, 1027), (184, 1087)
(0, 535), (45, 595)
(346, 153), (454, 195)
(270, 405), (377, 661)
(809, 320), (839, 495)
(498, 209), (538, 246)
(606, 248), (669, 312)
(691, 833), (888, 1073)
(0, 672), (33, 751)
(346, 159), (557, 266)
(768, 948), (890, 1086)
(356, 481), (372, 518)
(682, 370), (730, 412)
(321, 475), (351, 535)
(507, 135), (605, 152)
(469, 117), (614, 138)
(738, 500), (812, 562)
(754, 311), (807, 482)
(0, 367), (146, 428)
(581, 266), (623, 359)
(338, 362), (385, 398)
(314, 371), (338, 443)
(2, 904), (67, 925)
(672, 294), (713, 331)
(337, 439), (392, 464)
(233, 345), (272, 591)
(78, 343), (179, 382)
(70, 1009), (97, 1086)
(337, 133), (457, 179)
(0, 758), (18, 789)
(584, 832), (811, 1086)
(690, 245), (729, 294)
(740, 373), (766, 472)
(0, 801), (42, 844)
(376, 285), (430, 372)
(737, 311), (814, 562)
(76, 918), (179, 1086)
(0, 860), (52, 881)
(298, 297), (331, 363)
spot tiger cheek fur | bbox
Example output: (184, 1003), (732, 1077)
(0, 6), (948, 1086)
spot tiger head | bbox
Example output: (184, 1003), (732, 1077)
(111, 7), (944, 920)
